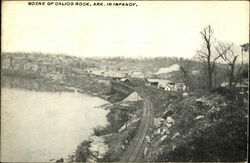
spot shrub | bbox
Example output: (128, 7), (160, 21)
(74, 140), (90, 162)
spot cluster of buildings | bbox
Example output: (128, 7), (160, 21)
(146, 79), (188, 91)
(86, 67), (188, 91)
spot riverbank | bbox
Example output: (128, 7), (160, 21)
(71, 93), (144, 162)
(1, 72), (111, 100)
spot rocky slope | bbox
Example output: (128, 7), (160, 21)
(143, 89), (248, 162)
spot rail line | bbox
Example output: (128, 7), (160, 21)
(127, 92), (153, 162)
(112, 82), (153, 162)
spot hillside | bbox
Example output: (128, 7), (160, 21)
(141, 88), (247, 162)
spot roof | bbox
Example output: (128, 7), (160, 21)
(147, 79), (171, 84)
(123, 92), (142, 102)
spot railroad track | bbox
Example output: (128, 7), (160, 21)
(120, 90), (154, 162)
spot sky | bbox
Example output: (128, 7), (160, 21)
(2, 1), (249, 58)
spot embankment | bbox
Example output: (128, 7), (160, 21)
(72, 83), (144, 162)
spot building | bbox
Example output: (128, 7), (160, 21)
(146, 79), (188, 91)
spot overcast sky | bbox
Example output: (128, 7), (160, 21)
(2, 1), (249, 58)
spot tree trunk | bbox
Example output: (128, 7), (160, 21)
(229, 64), (235, 90)
(207, 41), (213, 91)
(207, 60), (213, 91)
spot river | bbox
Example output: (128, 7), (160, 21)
(1, 77), (109, 162)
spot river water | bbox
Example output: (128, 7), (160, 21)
(1, 77), (109, 162)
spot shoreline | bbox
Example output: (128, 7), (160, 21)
(1, 72), (113, 101)
(1, 74), (130, 162)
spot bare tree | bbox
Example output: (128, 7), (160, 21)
(197, 25), (221, 91)
(178, 57), (191, 90)
(215, 42), (242, 90)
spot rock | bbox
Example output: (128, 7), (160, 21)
(155, 117), (174, 129)
(182, 92), (189, 98)
(88, 136), (109, 160)
(195, 115), (205, 120)
(161, 127), (170, 135)
(160, 135), (168, 142)
(210, 106), (221, 112)
(145, 135), (151, 143)
(196, 97), (215, 106)
(154, 118), (165, 128)
(172, 132), (180, 139)
(162, 109), (174, 119)
(166, 116), (174, 124)
(156, 128), (161, 135)
(196, 97), (207, 104)
(166, 123), (172, 128)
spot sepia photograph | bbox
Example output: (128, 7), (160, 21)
(1, 1), (249, 162)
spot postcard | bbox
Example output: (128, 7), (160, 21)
(1, 1), (249, 162)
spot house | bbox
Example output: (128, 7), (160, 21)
(164, 82), (175, 91)
(146, 79), (171, 89)
(158, 82), (168, 90)
(146, 79), (160, 87)
(163, 82), (188, 91)
(174, 83), (186, 91)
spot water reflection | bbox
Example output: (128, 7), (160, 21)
(1, 75), (66, 92)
